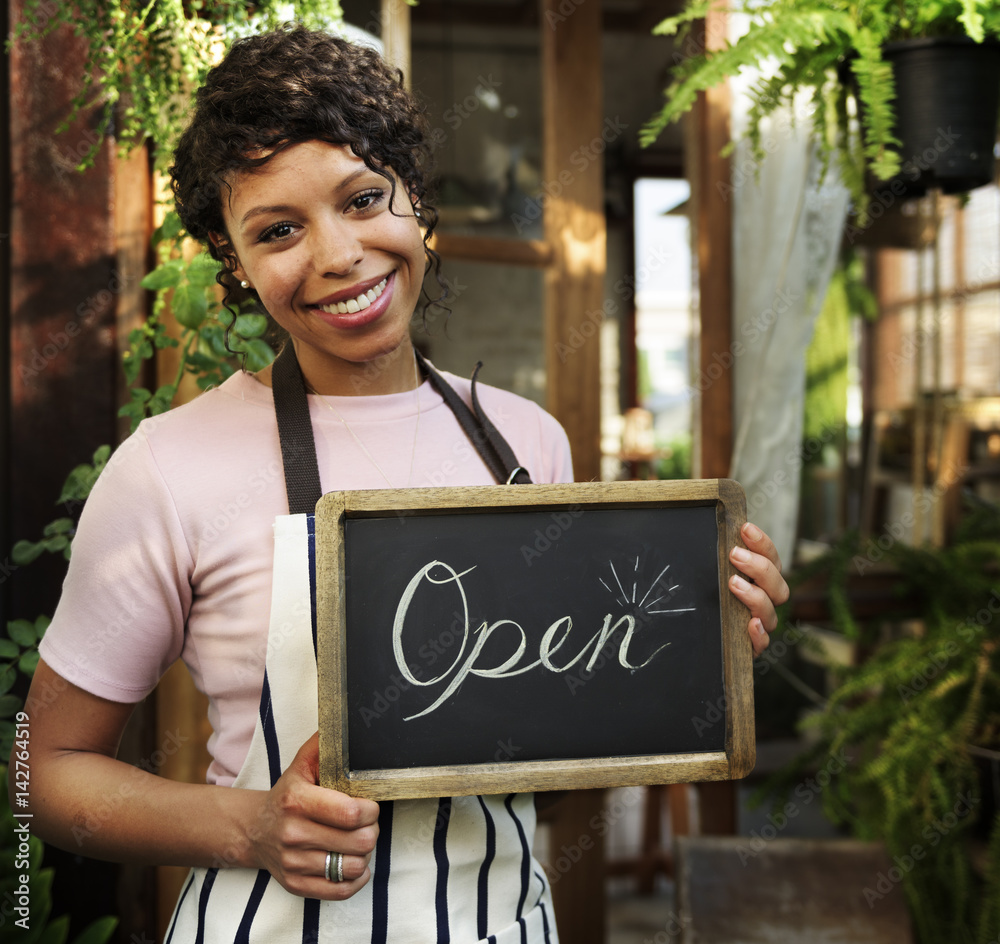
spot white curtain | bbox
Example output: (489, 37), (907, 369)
(727, 94), (851, 567)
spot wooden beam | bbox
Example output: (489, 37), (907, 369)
(542, 0), (606, 484)
(411, 0), (686, 32)
(688, 5), (737, 837)
(692, 8), (733, 479)
(541, 789), (608, 944)
(381, 0), (411, 87)
(430, 233), (553, 268)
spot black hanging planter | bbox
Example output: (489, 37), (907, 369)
(883, 36), (1000, 197)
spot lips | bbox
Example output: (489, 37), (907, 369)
(311, 271), (395, 329)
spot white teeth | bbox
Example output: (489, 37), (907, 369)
(320, 276), (388, 315)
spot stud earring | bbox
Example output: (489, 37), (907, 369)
(414, 209), (422, 219)
(240, 280), (250, 289)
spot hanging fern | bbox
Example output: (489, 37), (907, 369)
(642, 0), (1000, 223)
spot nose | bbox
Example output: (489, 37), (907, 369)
(317, 217), (364, 277)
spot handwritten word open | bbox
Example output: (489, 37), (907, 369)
(392, 560), (679, 720)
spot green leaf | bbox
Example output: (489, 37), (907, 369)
(147, 384), (176, 416)
(42, 518), (75, 537)
(0, 694), (22, 717)
(122, 351), (143, 385)
(0, 640), (18, 660)
(117, 400), (147, 433)
(186, 253), (222, 288)
(37, 914), (71, 944)
(153, 332), (180, 350)
(58, 467), (96, 504)
(19, 864), (54, 942)
(234, 313), (269, 339)
(35, 615), (51, 637)
(11, 540), (45, 566)
(18, 651), (40, 677)
(140, 258), (184, 290)
(42, 536), (69, 553)
(8, 619), (37, 647)
(173, 282), (209, 329)
(151, 211), (184, 248)
(244, 338), (276, 372)
(69, 917), (118, 944)
(0, 665), (16, 697)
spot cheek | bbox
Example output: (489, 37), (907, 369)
(252, 260), (301, 309)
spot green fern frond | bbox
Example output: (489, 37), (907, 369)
(958, 0), (986, 42)
(848, 27), (902, 181)
(650, 0), (716, 37)
(640, 9), (854, 147)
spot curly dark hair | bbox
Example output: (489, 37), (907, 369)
(169, 25), (446, 324)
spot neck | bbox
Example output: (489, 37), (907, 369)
(258, 339), (421, 396)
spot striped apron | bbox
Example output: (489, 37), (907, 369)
(165, 347), (558, 942)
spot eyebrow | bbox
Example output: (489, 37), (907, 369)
(238, 166), (378, 229)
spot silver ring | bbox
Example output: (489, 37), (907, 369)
(325, 851), (345, 883)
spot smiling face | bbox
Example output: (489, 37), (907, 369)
(222, 140), (426, 394)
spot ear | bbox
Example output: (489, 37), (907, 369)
(407, 189), (423, 222)
(209, 231), (249, 287)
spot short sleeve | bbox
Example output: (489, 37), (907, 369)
(39, 424), (193, 703)
(535, 407), (574, 485)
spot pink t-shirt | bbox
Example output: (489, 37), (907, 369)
(40, 369), (573, 785)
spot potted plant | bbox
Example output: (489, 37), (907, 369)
(641, 0), (1000, 218)
(761, 504), (1000, 944)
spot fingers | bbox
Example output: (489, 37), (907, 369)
(251, 732), (381, 900)
(284, 733), (380, 834)
(275, 849), (374, 902)
(729, 522), (790, 657)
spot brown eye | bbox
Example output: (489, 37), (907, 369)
(258, 222), (296, 242)
(352, 189), (385, 212)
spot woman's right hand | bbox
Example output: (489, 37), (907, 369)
(248, 732), (380, 900)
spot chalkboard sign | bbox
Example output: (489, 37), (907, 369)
(316, 479), (755, 800)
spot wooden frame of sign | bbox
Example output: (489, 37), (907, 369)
(316, 478), (755, 800)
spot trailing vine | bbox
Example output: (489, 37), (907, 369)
(10, 0), (346, 171)
(4, 0), (347, 747)
(4, 4), (343, 938)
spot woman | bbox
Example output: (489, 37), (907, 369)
(24, 26), (788, 942)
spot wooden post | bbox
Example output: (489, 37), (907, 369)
(543, 790), (607, 944)
(541, 0), (606, 484)
(381, 0), (412, 87)
(537, 0), (606, 934)
(690, 6), (738, 836)
(692, 7), (733, 482)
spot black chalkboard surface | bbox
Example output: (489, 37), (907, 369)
(316, 479), (755, 800)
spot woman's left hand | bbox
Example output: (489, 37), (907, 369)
(728, 522), (789, 657)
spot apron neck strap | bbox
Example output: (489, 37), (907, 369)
(271, 344), (533, 515)
(271, 344), (324, 515)
(415, 350), (532, 485)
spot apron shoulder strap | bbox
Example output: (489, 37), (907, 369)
(270, 345), (534, 515)
(271, 344), (324, 515)
(415, 350), (533, 485)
